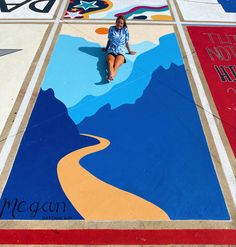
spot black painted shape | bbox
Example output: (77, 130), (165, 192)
(133, 15), (147, 19)
(0, 49), (22, 57)
(0, 0), (56, 13)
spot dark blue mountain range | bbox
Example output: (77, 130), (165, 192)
(0, 89), (98, 220)
(79, 63), (229, 220)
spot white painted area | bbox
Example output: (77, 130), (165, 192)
(185, 0), (218, 3)
(170, 0), (236, 209)
(0, 0), (68, 177)
(0, 0), (60, 19)
(0, 24), (48, 136)
(176, 0), (236, 22)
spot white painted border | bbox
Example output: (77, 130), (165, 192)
(0, 0), (61, 19)
(0, 1), (68, 178)
(169, 0), (236, 208)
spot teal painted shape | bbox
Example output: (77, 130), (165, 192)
(74, 0), (99, 11)
(124, 6), (169, 19)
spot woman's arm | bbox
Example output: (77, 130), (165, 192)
(126, 42), (136, 55)
(102, 40), (110, 52)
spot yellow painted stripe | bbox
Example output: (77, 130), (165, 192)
(151, 15), (173, 21)
(57, 134), (170, 220)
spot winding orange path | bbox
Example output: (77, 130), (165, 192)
(57, 134), (170, 220)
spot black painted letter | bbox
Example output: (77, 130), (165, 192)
(29, 0), (56, 13)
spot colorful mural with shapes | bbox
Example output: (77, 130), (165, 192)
(65, 0), (112, 19)
(188, 26), (236, 157)
(0, 24), (229, 220)
(114, 5), (170, 20)
(64, 0), (172, 20)
(176, 0), (236, 22)
(0, 0), (60, 19)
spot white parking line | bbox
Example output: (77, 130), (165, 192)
(0, 1), (68, 175)
(169, 0), (236, 208)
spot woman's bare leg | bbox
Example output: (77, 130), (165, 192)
(107, 54), (115, 80)
(113, 55), (125, 79)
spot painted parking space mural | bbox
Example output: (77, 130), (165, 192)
(0, 23), (229, 220)
(188, 26), (236, 157)
(0, 0), (60, 19)
(0, 24), (49, 139)
(64, 0), (172, 20)
(176, 0), (236, 22)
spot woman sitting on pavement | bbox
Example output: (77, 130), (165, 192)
(103, 15), (136, 82)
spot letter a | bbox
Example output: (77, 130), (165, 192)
(29, 0), (55, 13)
(0, 0), (31, 12)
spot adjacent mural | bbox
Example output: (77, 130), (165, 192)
(0, 23), (229, 220)
(0, 24), (48, 139)
(188, 26), (236, 157)
(218, 0), (236, 12)
(176, 0), (236, 22)
(0, 0), (60, 19)
(64, 0), (172, 20)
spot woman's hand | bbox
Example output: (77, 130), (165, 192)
(129, 51), (136, 55)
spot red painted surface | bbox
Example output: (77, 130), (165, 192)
(188, 26), (236, 157)
(0, 229), (235, 245)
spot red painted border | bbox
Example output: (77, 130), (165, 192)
(0, 229), (235, 245)
(187, 26), (236, 157)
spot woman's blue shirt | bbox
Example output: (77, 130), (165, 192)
(107, 26), (129, 56)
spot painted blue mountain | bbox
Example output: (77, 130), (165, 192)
(0, 89), (98, 220)
(78, 64), (229, 220)
(218, 0), (236, 12)
(69, 33), (183, 124)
